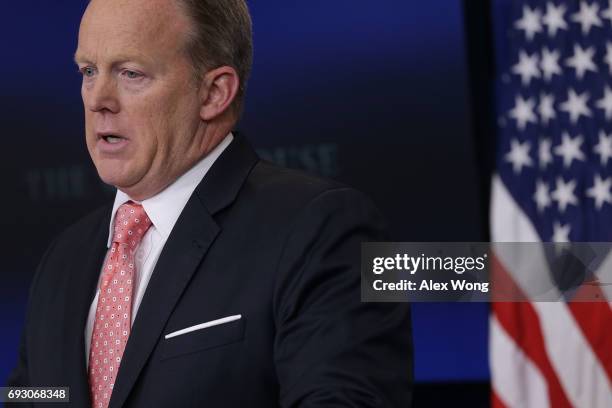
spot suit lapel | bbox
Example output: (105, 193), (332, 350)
(63, 207), (112, 407)
(109, 134), (259, 408)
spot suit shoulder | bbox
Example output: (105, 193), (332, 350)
(231, 160), (382, 229)
(247, 160), (346, 201)
(27, 202), (111, 298)
(53, 202), (112, 247)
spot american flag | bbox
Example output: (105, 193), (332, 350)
(490, 0), (612, 407)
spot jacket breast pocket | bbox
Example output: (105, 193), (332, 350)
(159, 317), (245, 361)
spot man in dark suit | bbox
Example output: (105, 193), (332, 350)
(7, 0), (412, 406)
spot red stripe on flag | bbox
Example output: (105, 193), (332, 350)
(491, 389), (508, 408)
(569, 283), (612, 384)
(492, 254), (573, 408)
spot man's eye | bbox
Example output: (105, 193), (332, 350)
(81, 67), (96, 77)
(122, 70), (142, 79)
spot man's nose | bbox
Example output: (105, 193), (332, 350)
(85, 74), (120, 113)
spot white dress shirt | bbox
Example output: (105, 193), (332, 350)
(85, 133), (233, 365)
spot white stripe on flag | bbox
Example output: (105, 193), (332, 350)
(491, 175), (563, 300)
(532, 302), (612, 408)
(593, 252), (612, 311)
(490, 175), (539, 243)
(490, 316), (550, 408)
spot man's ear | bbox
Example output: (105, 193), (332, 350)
(199, 66), (240, 121)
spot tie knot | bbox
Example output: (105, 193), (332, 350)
(112, 202), (152, 247)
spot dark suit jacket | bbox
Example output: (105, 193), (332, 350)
(7, 135), (412, 407)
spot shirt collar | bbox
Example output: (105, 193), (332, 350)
(107, 133), (234, 247)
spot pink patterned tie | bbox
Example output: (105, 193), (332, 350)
(88, 202), (152, 408)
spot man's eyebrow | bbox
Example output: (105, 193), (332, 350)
(73, 53), (154, 66)
(74, 52), (91, 64)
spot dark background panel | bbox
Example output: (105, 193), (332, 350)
(0, 1), (493, 405)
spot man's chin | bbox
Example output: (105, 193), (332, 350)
(96, 167), (136, 191)
(97, 170), (158, 200)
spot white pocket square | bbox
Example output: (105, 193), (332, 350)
(164, 314), (242, 339)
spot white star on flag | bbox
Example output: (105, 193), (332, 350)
(538, 93), (555, 124)
(552, 221), (571, 242)
(515, 5), (542, 41)
(586, 174), (612, 210)
(540, 47), (562, 81)
(512, 50), (540, 85)
(542, 2), (568, 36)
(505, 139), (533, 174)
(595, 86), (612, 119)
(594, 131), (612, 165)
(554, 132), (586, 168)
(559, 88), (591, 123)
(551, 177), (578, 212)
(534, 179), (552, 212)
(571, 1), (603, 35)
(509, 95), (537, 129)
(539, 137), (553, 169)
(565, 44), (597, 80)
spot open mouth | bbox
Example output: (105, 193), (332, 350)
(101, 135), (126, 144)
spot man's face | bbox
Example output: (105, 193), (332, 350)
(76, 0), (205, 200)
